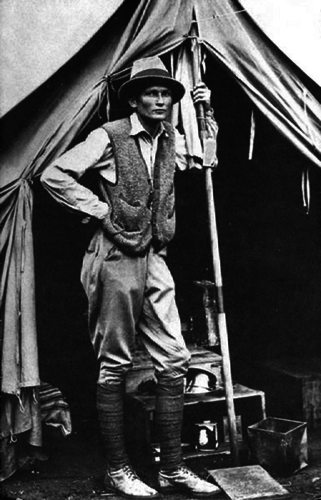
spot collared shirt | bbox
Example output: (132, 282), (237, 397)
(41, 113), (193, 219)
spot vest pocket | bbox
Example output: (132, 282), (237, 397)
(113, 197), (151, 233)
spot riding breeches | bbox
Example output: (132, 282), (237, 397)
(80, 229), (190, 386)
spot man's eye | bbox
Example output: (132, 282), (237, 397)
(144, 90), (171, 99)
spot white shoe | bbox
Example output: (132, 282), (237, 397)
(159, 464), (221, 497)
(104, 465), (160, 499)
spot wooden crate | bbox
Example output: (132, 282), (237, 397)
(238, 357), (321, 430)
(126, 344), (223, 394)
(125, 383), (266, 465)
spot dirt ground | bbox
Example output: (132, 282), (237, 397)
(2, 419), (321, 500)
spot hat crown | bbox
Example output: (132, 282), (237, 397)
(118, 56), (185, 104)
(130, 56), (168, 78)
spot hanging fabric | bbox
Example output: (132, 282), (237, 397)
(301, 167), (310, 214)
(172, 44), (203, 169)
(248, 110), (255, 160)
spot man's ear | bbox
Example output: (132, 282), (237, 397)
(128, 97), (138, 110)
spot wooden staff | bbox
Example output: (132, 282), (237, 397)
(190, 20), (240, 466)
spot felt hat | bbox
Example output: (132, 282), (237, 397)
(118, 56), (185, 104)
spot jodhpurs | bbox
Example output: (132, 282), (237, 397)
(80, 229), (190, 386)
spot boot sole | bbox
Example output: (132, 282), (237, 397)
(105, 485), (161, 499)
(160, 484), (221, 497)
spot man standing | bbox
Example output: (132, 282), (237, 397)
(41, 56), (220, 498)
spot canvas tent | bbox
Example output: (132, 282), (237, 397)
(1, 0), (321, 480)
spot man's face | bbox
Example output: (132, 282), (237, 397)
(129, 86), (173, 126)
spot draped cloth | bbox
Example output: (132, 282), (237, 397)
(0, 383), (71, 481)
(0, 0), (320, 480)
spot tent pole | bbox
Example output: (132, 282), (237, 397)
(189, 20), (240, 466)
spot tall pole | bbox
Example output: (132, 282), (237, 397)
(190, 20), (240, 466)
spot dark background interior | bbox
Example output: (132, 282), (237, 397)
(32, 51), (321, 422)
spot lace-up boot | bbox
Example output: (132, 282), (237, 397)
(104, 465), (160, 498)
(158, 464), (221, 497)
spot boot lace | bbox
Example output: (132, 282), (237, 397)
(162, 464), (200, 480)
(178, 465), (200, 479)
(122, 465), (140, 481)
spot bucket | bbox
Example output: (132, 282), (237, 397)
(247, 417), (308, 476)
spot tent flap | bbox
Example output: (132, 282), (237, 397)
(195, 0), (321, 168)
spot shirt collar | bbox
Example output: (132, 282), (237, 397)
(130, 112), (168, 139)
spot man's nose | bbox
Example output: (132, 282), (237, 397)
(156, 93), (165, 104)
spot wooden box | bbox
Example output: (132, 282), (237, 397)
(125, 382), (266, 465)
(126, 345), (223, 394)
(238, 357), (321, 430)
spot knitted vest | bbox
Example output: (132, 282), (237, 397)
(99, 118), (176, 255)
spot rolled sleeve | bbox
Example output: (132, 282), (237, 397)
(41, 128), (111, 219)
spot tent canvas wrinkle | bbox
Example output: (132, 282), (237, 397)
(1, 180), (39, 395)
(195, 0), (321, 168)
(106, 0), (192, 80)
(240, 0), (321, 88)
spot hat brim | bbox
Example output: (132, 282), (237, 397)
(118, 75), (185, 104)
(186, 366), (218, 379)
